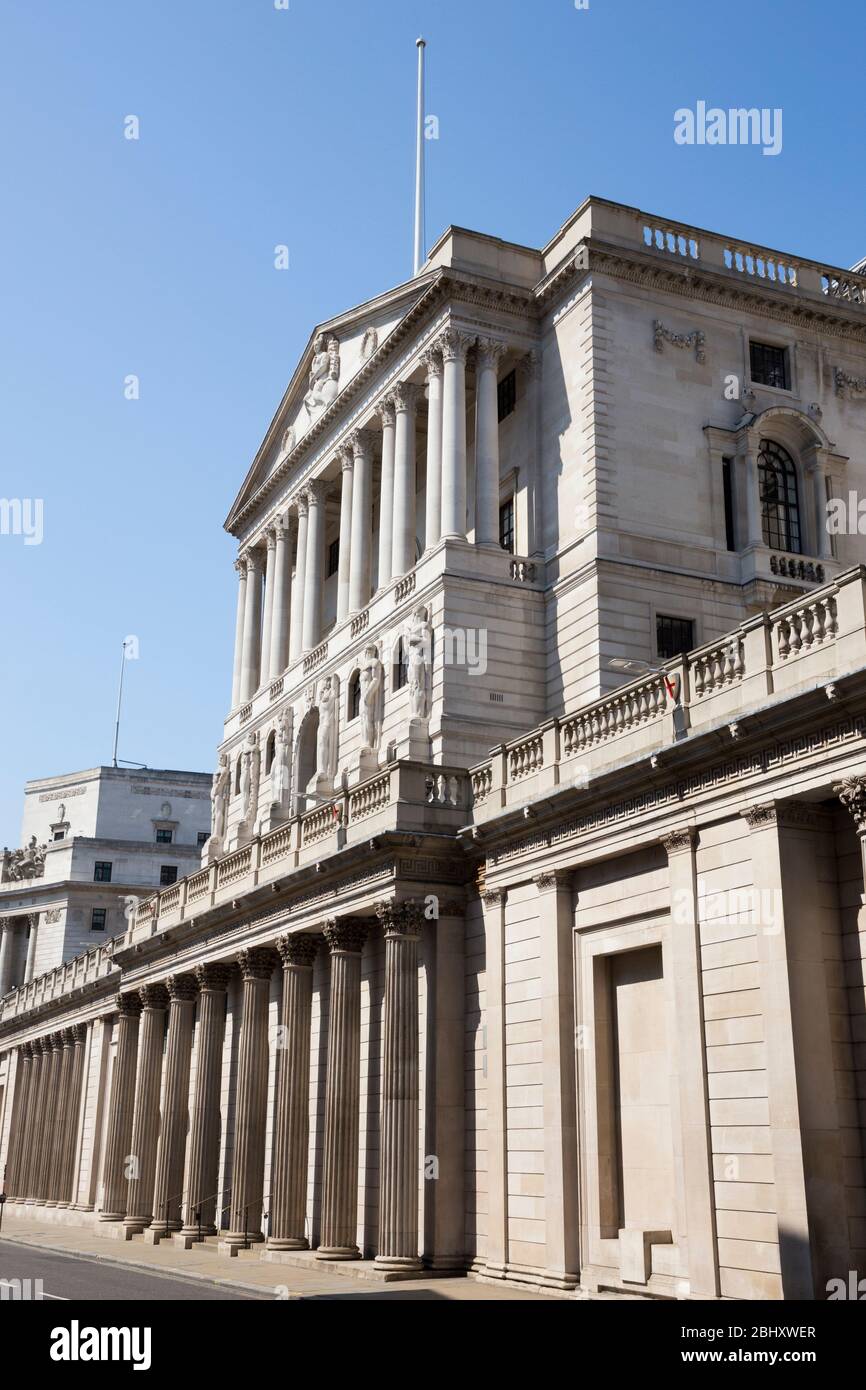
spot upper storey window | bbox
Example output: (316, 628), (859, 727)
(499, 498), (515, 554)
(497, 370), (516, 422)
(759, 439), (801, 553)
(750, 340), (790, 391)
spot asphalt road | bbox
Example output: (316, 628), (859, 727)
(0, 1240), (264, 1301)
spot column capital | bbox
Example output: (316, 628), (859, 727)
(305, 477), (328, 507)
(60, 1027), (75, 1047)
(322, 918), (369, 955)
(194, 960), (233, 992)
(339, 445), (354, 473)
(277, 932), (319, 969)
(115, 991), (143, 1019)
(237, 946), (278, 981)
(139, 982), (170, 1011)
(243, 546), (262, 576)
(294, 491), (309, 519)
(835, 776), (866, 833)
(234, 554), (248, 576)
(661, 827), (696, 856)
(263, 526), (277, 551)
(532, 869), (572, 893)
(350, 427), (377, 458)
(476, 336), (508, 371)
(36, 1035), (52, 1055)
(482, 886), (507, 908)
(49, 1031), (65, 1050)
(71, 1022), (86, 1044)
(740, 802), (778, 829)
(165, 972), (198, 1003)
(375, 396), (396, 428)
(438, 326), (473, 363)
(392, 380), (422, 414)
(19, 1040), (34, 1059)
(516, 349), (541, 381)
(421, 346), (443, 379)
(375, 900), (424, 938)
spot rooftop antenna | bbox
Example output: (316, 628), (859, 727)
(413, 37), (426, 276)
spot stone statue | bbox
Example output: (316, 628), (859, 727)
(304, 333), (340, 417)
(241, 731), (261, 826)
(316, 676), (339, 783)
(361, 326), (378, 359)
(280, 424), (295, 456)
(359, 645), (384, 751)
(1, 837), (47, 883)
(210, 753), (230, 846)
(271, 709), (292, 806)
(406, 606), (433, 722)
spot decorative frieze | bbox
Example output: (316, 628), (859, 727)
(653, 319), (706, 363)
(834, 367), (866, 399)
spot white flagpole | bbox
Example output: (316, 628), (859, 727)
(112, 638), (128, 767)
(413, 37), (426, 275)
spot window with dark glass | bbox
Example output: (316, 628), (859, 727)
(497, 369), (517, 422)
(93, 861), (112, 883)
(393, 637), (408, 691)
(91, 908), (107, 932)
(155, 828), (173, 844)
(159, 865), (178, 887)
(656, 615), (695, 661)
(197, 831), (209, 847)
(758, 438), (801, 553)
(327, 538), (340, 577)
(499, 497), (515, 553)
(722, 457), (735, 551)
(53, 830), (65, 842)
(750, 341), (790, 391)
(348, 670), (361, 720)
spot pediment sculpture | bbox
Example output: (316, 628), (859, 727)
(304, 333), (341, 418)
(1, 837), (47, 883)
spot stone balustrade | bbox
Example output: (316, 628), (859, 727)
(0, 940), (118, 1023)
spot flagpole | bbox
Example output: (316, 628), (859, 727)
(112, 639), (128, 767)
(413, 37), (426, 275)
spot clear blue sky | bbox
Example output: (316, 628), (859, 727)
(1, 0), (862, 845)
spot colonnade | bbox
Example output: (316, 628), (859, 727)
(4, 1024), (87, 1205)
(0, 914), (39, 994)
(231, 328), (512, 707)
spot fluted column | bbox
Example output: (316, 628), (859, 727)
(808, 452), (831, 560)
(0, 919), (15, 996)
(21, 1036), (48, 1201)
(376, 398), (396, 589)
(289, 496), (308, 663)
(440, 328), (471, 539)
(239, 547), (263, 702)
(24, 913), (38, 983)
(349, 429), (375, 613)
(99, 994), (142, 1221)
(392, 383), (420, 579)
(46, 1030), (75, 1204)
(35, 1033), (64, 1200)
(123, 983), (169, 1234)
(6, 1042), (33, 1199)
(180, 962), (232, 1240)
(223, 947), (277, 1248)
(231, 556), (248, 709)
(375, 902), (423, 1270)
(336, 449), (354, 625)
(259, 527), (277, 688)
(302, 481), (326, 653)
(58, 1022), (87, 1206)
(475, 338), (506, 547)
(317, 918), (369, 1260)
(147, 973), (196, 1239)
(268, 934), (318, 1250)
(270, 515), (292, 678)
(423, 349), (443, 550)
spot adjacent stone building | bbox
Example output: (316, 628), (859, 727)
(2, 197), (866, 1299)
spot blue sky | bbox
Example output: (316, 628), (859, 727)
(1, 0), (862, 845)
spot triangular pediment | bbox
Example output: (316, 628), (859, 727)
(225, 272), (436, 532)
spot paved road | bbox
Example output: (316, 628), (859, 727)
(0, 1240), (264, 1301)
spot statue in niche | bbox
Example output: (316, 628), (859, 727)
(315, 675), (339, 783)
(280, 424), (295, 457)
(271, 709), (292, 807)
(406, 605), (433, 722)
(210, 753), (230, 846)
(359, 645), (384, 751)
(304, 333), (341, 417)
(361, 326), (378, 359)
(241, 731), (261, 825)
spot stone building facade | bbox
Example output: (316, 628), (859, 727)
(2, 197), (866, 1299)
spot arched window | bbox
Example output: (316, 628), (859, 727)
(347, 670), (361, 721)
(234, 755), (242, 795)
(265, 730), (276, 774)
(393, 637), (408, 691)
(759, 439), (801, 554)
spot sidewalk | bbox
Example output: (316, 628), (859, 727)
(0, 1214), (564, 1300)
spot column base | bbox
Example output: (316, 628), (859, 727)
(143, 1222), (181, 1245)
(373, 1254), (423, 1273)
(97, 1212), (126, 1223)
(178, 1223), (217, 1243)
(315, 1244), (360, 1261)
(220, 1230), (265, 1256)
(122, 1218), (150, 1238)
(267, 1236), (309, 1252)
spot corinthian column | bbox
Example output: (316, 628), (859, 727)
(231, 556), (248, 710)
(24, 913), (38, 983)
(423, 349), (443, 550)
(392, 383), (420, 579)
(180, 962), (232, 1242)
(374, 902), (423, 1270)
(268, 934), (318, 1250)
(317, 918), (369, 1260)
(46, 1030), (75, 1205)
(58, 1022), (87, 1206)
(240, 547), (263, 702)
(123, 983), (169, 1235)
(302, 481), (326, 653)
(349, 429), (375, 613)
(270, 514), (292, 678)
(147, 974), (196, 1240)
(289, 496), (308, 664)
(7, 1042), (33, 1200)
(100, 994), (142, 1222)
(440, 328), (471, 539)
(222, 947), (277, 1250)
(376, 398), (396, 589)
(475, 338), (506, 547)
(0, 919), (15, 995)
(21, 1037), (48, 1201)
(36, 1034), (64, 1200)
(259, 527), (277, 686)
(336, 448), (354, 625)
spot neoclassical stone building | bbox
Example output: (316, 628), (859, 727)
(2, 197), (866, 1299)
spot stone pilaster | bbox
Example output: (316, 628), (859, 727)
(268, 934), (319, 1250)
(99, 993), (142, 1221)
(147, 974), (197, 1239)
(180, 962), (232, 1241)
(440, 328), (471, 540)
(46, 1030), (75, 1205)
(124, 983), (169, 1235)
(392, 383), (420, 579)
(374, 902), (423, 1271)
(474, 338), (507, 547)
(222, 948), (277, 1250)
(317, 918), (369, 1259)
(376, 398), (396, 589)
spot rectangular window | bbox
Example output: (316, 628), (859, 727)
(155, 828), (173, 844)
(750, 340), (790, 391)
(722, 457), (735, 551)
(159, 865), (178, 887)
(90, 908), (107, 932)
(93, 861), (112, 883)
(327, 538), (340, 577)
(656, 614), (695, 661)
(53, 830), (65, 842)
(499, 497), (515, 553)
(497, 369), (517, 422)
(197, 831), (209, 847)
